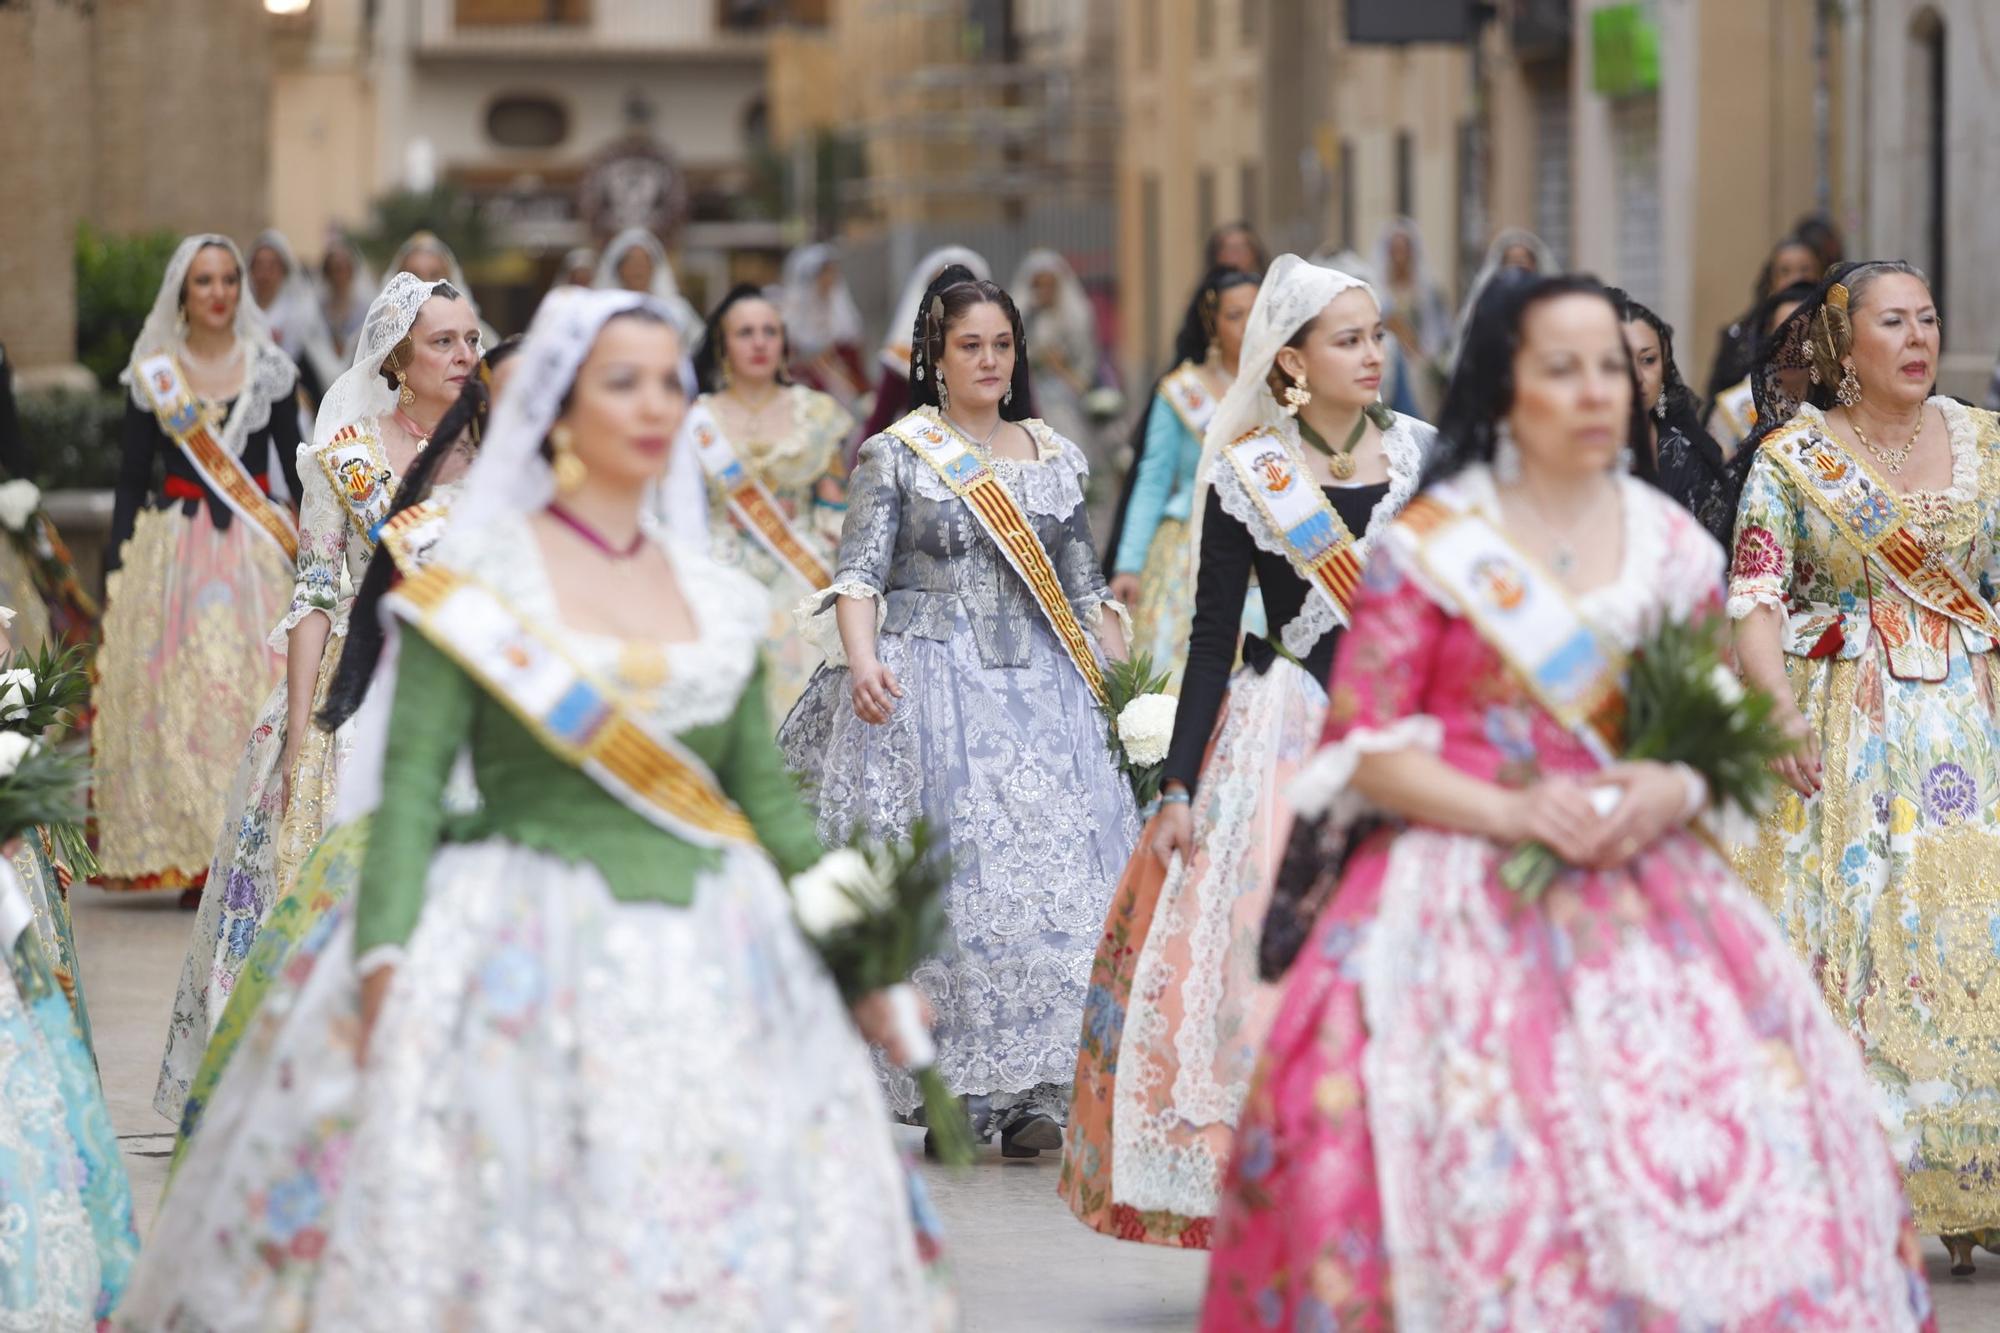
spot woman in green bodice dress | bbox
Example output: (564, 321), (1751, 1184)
(115, 288), (948, 1331)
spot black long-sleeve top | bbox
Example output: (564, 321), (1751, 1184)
(108, 397), (303, 572)
(1161, 480), (1390, 793)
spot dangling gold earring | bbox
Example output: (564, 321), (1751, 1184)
(396, 369), (416, 409)
(175, 307), (190, 343)
(1282, 372), (1312, 417)
(937, 375), (951, 414)
(1836, 362), (1863, 408)
(550, 424), (587, 493)
(718, 358), (732, 393)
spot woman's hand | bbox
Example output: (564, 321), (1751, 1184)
(1589, 761), (1694, 867)
(849, 656), (904, 725)
(357, 964), (396, 1066)
(1149, 792), (1193, 868)
(851, 988), (935, 1067)
(1769, 706), (1821, 798)
(1497, 776), (1607, 866)
(1109, 572), (1142, 607)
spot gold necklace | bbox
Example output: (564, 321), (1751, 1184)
(1847, 409), (1922, 475)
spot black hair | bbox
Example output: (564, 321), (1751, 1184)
(907, 265), (1033, 423)
(317, 335), (523, 733)
(691, 282), (790, 395)
(1171, 266), (1262, 367)
(1790, 214), (1845, 268)
(1422, 270), (1654, 488)
(1606, 287), (1700, 424)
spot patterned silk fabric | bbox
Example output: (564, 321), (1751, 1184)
(1731, 397), (2000, 1235)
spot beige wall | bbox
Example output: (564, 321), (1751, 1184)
(0, 3), (92, 373)
(268, 0), (378, 253)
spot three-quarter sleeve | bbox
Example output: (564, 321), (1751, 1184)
(717, 660), (824, 876)
(106, 403), (158, 572)
(353, 632), (478, 963)
(1048, 444), (1120, 634)
(1161, 488), (1257, 792)
(1726, 451), (1799, 621)
(272, 445), (347, 644)
(268, 400), (305, 502)
(1113, 396), (1184, 575)
(797, 434), (902, 664)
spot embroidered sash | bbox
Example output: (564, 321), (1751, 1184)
(684, 400), (832, 592)
(1220, 428), (1367, 627)
(1158, 362), (1219, 438)
(1395, 493), (1626, 763)
(1713, 379), (1757, 447)
(1765, 426), (2000, 681)
(318, 424), (397, 548)
(377, 498), (452, 578)
(134, 354), (298, 562)
(886, 411), (1108, 706)
(387, 564), (757, 849)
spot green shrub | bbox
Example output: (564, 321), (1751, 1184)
(75, 223), (182, 391)
(16, 390), (126, 491)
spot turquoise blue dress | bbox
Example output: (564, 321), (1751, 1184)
(0, 916), (137, 1324)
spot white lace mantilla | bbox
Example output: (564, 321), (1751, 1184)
(1208, 413), (1434, 660)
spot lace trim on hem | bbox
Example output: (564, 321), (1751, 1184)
(1725, 587), (1788, 621)
(796, 579), (885, 667)
(1287, 716), (1445, 822)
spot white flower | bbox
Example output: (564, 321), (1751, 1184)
(1116, 692), (1177, 767)
(0, 733), (37, 779)
(791, 847), (891, 939)
(0, 480), (39, 532)
(0, 606), (13, 631)
(0, 669), (33, 723)
(1708, 664), (1745, 707)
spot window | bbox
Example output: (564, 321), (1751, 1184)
(486, 95), (569, 149)
(1910, 8), (1946, 309)
(1394, 130), (1414, 218)
(1239, 160), (1260, 232)
(1196, 0), (1215, 56)
(1196, 168), (1217, 251)
(455, 0), (589, 24)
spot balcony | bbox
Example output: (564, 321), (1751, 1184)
(415, 0), (777, 60)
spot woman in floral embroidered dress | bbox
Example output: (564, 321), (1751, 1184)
(781, 266), (1139, 1156)
(96, 236), (305, 898)
(116, 288), (949, 1332)
(1729, 260), (2000, 1270)
(1061, 256), (1435, 1247)
(154, 274), (481, 1123)
(1201, 273), (1933, 1330)
(687, 283), (853, 720)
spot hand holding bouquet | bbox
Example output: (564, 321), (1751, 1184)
(0, 634), (95, 877)
(791, 820), (977, 1165)
(1500, 614), (1793, 900)
(1102, 653), (1176, 808)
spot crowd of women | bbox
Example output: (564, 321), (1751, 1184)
(0, 201), (1988, 1329)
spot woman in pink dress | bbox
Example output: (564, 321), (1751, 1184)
(1200, 271), (1933, 1330)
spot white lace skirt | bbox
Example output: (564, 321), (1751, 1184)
(117, 839), (938, 1332)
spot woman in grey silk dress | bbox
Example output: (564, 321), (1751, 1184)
(782, 267), (1139, 1156)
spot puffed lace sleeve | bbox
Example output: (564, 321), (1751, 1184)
(1725, 449), (1798, 621)
(1288, 534), (1450, 822)
(1047, 437), (1129, 641)
(794, 432), (900, 665)
(269, 443), (349, 648)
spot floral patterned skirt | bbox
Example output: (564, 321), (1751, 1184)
(780, 615), (1140, 1118)
(12, 830), (93, 1055)
(0, 907), (137, 1328)
(119, 838), (950, 1332)
(1203, 825), (1935, 1331)
(1130, 517), (1193, 688)
(155, 633), (347, 1122)
(93, 506), (288, 889)
(1735, 647), (2000, 1236)
(0, 534), (54, 655)
(1061, 660), (1324, 1247)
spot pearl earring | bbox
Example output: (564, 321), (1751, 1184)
(1493, 421), (1522, 483)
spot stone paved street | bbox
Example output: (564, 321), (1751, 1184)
(75, 882), (1996, 1331)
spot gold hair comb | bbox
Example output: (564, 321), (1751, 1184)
(1826, 282), (1850, 311)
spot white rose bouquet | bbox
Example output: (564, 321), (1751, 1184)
(0, 639), (97, 875)
(1101, 653), (1177, 807)
(790, 820), (975, 1165)
(0, 480), (40, 534)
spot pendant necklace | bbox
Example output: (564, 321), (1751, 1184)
(1514, 479), (1610, 579)
(1295, 414), (1369, 481)
(545, 504), (669, 689)
(943, 411), (1003, 450)
(1847, 410), (1922, 475)
(392, 407), (435, 446)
